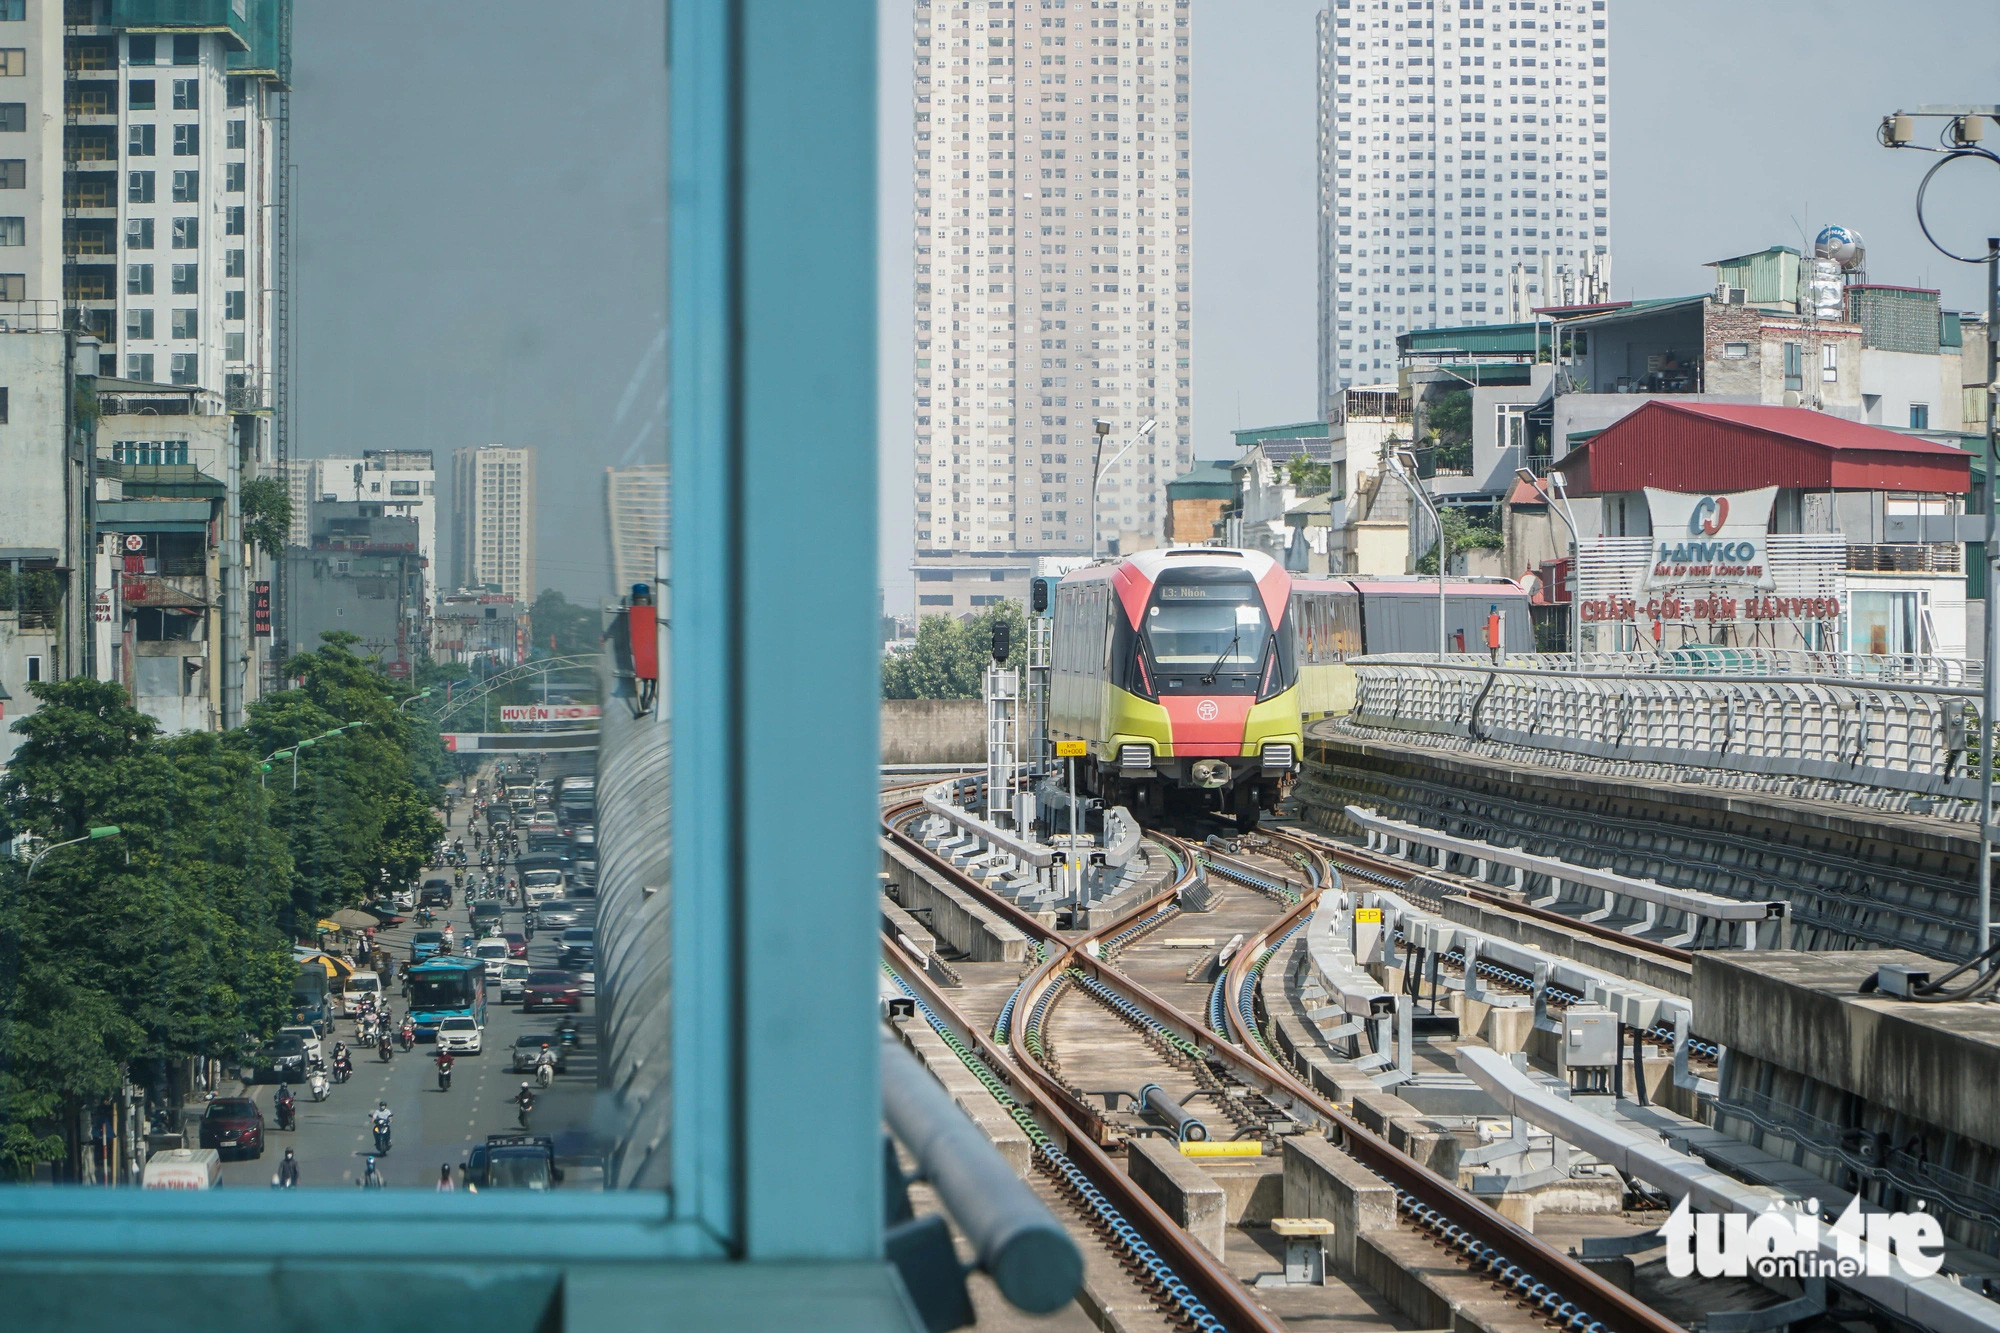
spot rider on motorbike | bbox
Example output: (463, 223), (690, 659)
(369, 1101), (393, 1145)
(275, 1083), (296, 1129)
(361, 1155), (384, 1189)
(535, 1043), (557, 1085)
(377, 1030), (393, 1061)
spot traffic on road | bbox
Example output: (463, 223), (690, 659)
(212, 757), (602, 1191)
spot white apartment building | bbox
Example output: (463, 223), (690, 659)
(313, 450), (439, 587)
(910, 0), (1193, 613)
(1315, 0), (1609, 405)
(451, 443), (536, 603)
(605, 463), (668, 597)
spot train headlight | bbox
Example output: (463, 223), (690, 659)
(1190, 759), (1231, 788)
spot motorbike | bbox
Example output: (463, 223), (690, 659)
(557, 1017), (581, 1048)
(536, 1061), (554, 1090)
(377, 1036), (393, 1063)
(308, 1070), (329, 1101)
(398, 1022), (415, 1052)
(437, 1063), (453, 1092)
(275, 1095), (296, 1131)
(372, 1122), (392, 1154)
(333, 1055), (352, 1084)
(515, 1091), (535, 1131)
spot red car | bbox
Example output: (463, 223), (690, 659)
(522, 970), (581, 1012)
(197, 1097), (265, 1159)
(500, 931), (529, 959)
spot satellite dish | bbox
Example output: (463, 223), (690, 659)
(1814, 224), (1866, 273)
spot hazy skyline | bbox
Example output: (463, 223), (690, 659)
(877, 0), (2000, 614)
(293, 3), (667, 604)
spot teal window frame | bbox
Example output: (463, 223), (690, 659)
(0, 3), (904, 1325)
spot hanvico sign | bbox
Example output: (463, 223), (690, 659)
(1642, 487), (1776, 593)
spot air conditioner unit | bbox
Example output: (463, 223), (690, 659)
(1713, 282), (1730, 305)
(1728, 287), (1748, 305)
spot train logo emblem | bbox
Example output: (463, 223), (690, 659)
(1196, 699), (1220, 722)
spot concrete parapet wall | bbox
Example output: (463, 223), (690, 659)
(880, 698), (985, 765)
(881, 839), (1028, 964)
(1124, 1137), (1227, 1260)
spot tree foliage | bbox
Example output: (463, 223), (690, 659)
(1286, 457), (1332, 494)
(0, 641), (449, 1177)
(1415, 506), (1505, 575)
(530, 589), (600, 659)
(239, 476), (293, 560)
(882, 601), (1029, 699)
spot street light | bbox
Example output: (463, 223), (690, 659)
(1090, 417), (1158, 560)
(25, 826), (121, 887)
(1517, 466), (1581, 671)
(1879, 105), (2000, 954)
(1390, 448), (1448, 659)
(397, 687), (436, 714)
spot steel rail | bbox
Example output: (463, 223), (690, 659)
(887, 801), (1676, 1333)
(1217, 881), (1682, 1333)
(881, 932), (1285, 1333)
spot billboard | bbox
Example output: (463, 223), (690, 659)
(498, 704), (602, 724)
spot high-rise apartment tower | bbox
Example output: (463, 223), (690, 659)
(451, 444), (536, 603)
(910, 0), (1193, 612)
(605, 464), (669, 597)
(1315, 0), (1610, 406)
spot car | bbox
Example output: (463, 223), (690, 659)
(471, 902), (507, 937)
(510, 1034), (570, 1074)
(560, 944), (596, 975)
(522, 971), (582, 1013)
(498, 960), (532, 1002)
(260, 1033), (310, 1083)
(197, 1098), (265, 1159)
(520, 868), (566, 905)
(278, 1025), (323, 1067)
(537, 900), (584, 930)
(530, 811), (558, 829)
(559, 926), (594, 949)
(436, 1014), (484, 1055)
(391, 888), (415, 910)
(499, 931), (528, 959)
(341, 971), (383, 1012)
(419, 879), (453, 908)
(472, 939), (510, 979)
(410, 929), (446, 962)
(576, 968), (596, 997)
(462, 1134), (564, 1191)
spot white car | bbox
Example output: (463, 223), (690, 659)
(435, 1015), (483, 1055)
(472, 939), (510, 979)
(530, 811), (558, 829)
(576, 968), (596, 998)
(278, 1025), (323, 1067)
(498, 960), (531, 1002)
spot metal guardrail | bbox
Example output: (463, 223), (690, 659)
(1350, 660), (1979, 805)
(1361, 649), (1980, 689)
(1345, 805), (1789, 950)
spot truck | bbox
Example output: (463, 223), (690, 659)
(143, 1147), (222, 1190)
(461, 1133), (564, 1191)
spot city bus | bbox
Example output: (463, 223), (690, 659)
(404, 957), (488, 1040)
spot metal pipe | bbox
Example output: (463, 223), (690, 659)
(1136, 1081), (1208, 1142)
(879, 1035), (1082, 1315)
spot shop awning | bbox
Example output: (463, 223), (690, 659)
(96, 498), (214, 534)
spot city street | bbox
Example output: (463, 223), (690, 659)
(215, 783), (600, 1190)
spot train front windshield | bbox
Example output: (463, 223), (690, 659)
(1145, 587), (1269, 672)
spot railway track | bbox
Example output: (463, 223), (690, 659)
(881, 796), (1684, 1333)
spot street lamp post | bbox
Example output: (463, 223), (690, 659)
(1089, 417), (1158, 560)
(1391, 448), (1448, 659)
(1879, 106), (2000, 954)
(1517, 466), (1582, 670)
(24, 826), (121, 887)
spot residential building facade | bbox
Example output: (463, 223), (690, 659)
(451, 443), (535, 603)
(432, 590), (527, 669)
(312, 449), (438, 589)
(280, 501), (425, 680)
(909, 0), (1193, 613)
(605, 463), (668, 596)
(1315, 0), (1610, 407)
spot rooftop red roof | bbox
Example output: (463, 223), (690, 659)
(1552, 400), (1969, 497)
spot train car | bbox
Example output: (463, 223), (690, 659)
(1288, 575), (1534, 719)
(1049, 548), (1304, 830)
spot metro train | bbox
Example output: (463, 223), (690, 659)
(1045, 548), (1530, 830)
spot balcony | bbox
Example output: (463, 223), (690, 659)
(1846, 543), (1963, 575)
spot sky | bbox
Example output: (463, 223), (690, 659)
(292, 3), (668, 604)
(874, 0), (2000, 615)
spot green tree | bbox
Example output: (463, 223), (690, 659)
(239, 476), (294, 560)
(530, 589), (600, 659)
(881, 601), (1028, 699)
(1287, 457), (1332, 494)
(1415, 506), (1504, 575)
